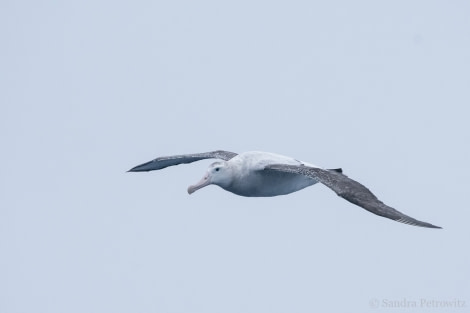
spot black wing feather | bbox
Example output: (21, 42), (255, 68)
(265, 164), (441, 229)
(128, 150), (238, 172)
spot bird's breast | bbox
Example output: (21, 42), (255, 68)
(223, 170), (318, 197)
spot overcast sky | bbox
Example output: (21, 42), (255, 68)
(2, 1), (470, 312)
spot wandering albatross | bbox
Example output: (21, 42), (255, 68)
(128, 150), (441, 229)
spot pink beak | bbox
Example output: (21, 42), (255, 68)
(187, 173), (211, 194)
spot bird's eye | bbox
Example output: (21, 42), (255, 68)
(215, 168), (220, 172)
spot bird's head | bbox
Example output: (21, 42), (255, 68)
(187, 161), (232, 194)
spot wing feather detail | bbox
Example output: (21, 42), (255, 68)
(265, 164), (441, 229)
(128, 150), (237, 172)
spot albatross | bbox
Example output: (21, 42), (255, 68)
(128, 150), (441, 229)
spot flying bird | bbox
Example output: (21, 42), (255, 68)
(128, 150), (441, 229)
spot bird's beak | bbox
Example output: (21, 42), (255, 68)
(187, 173), (211, 194)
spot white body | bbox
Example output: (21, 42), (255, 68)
(200, 151), (319, 197)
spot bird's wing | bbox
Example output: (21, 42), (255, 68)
(264, 164), (441, 229)
(128, 150), (238, 172)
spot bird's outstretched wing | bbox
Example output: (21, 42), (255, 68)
(265, 164), (441, 229)
(128, 150), (238, 172)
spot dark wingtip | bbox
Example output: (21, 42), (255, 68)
(415, 220), (442, 229)
(398, 218), (443, 229)
(418, 224), (442, 229)
(127, 161), (153, 172)
(127, 167), (148, 172)
(329, 168), (343, 173)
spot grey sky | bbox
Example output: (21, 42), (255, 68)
(1, 0), (469, 312)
